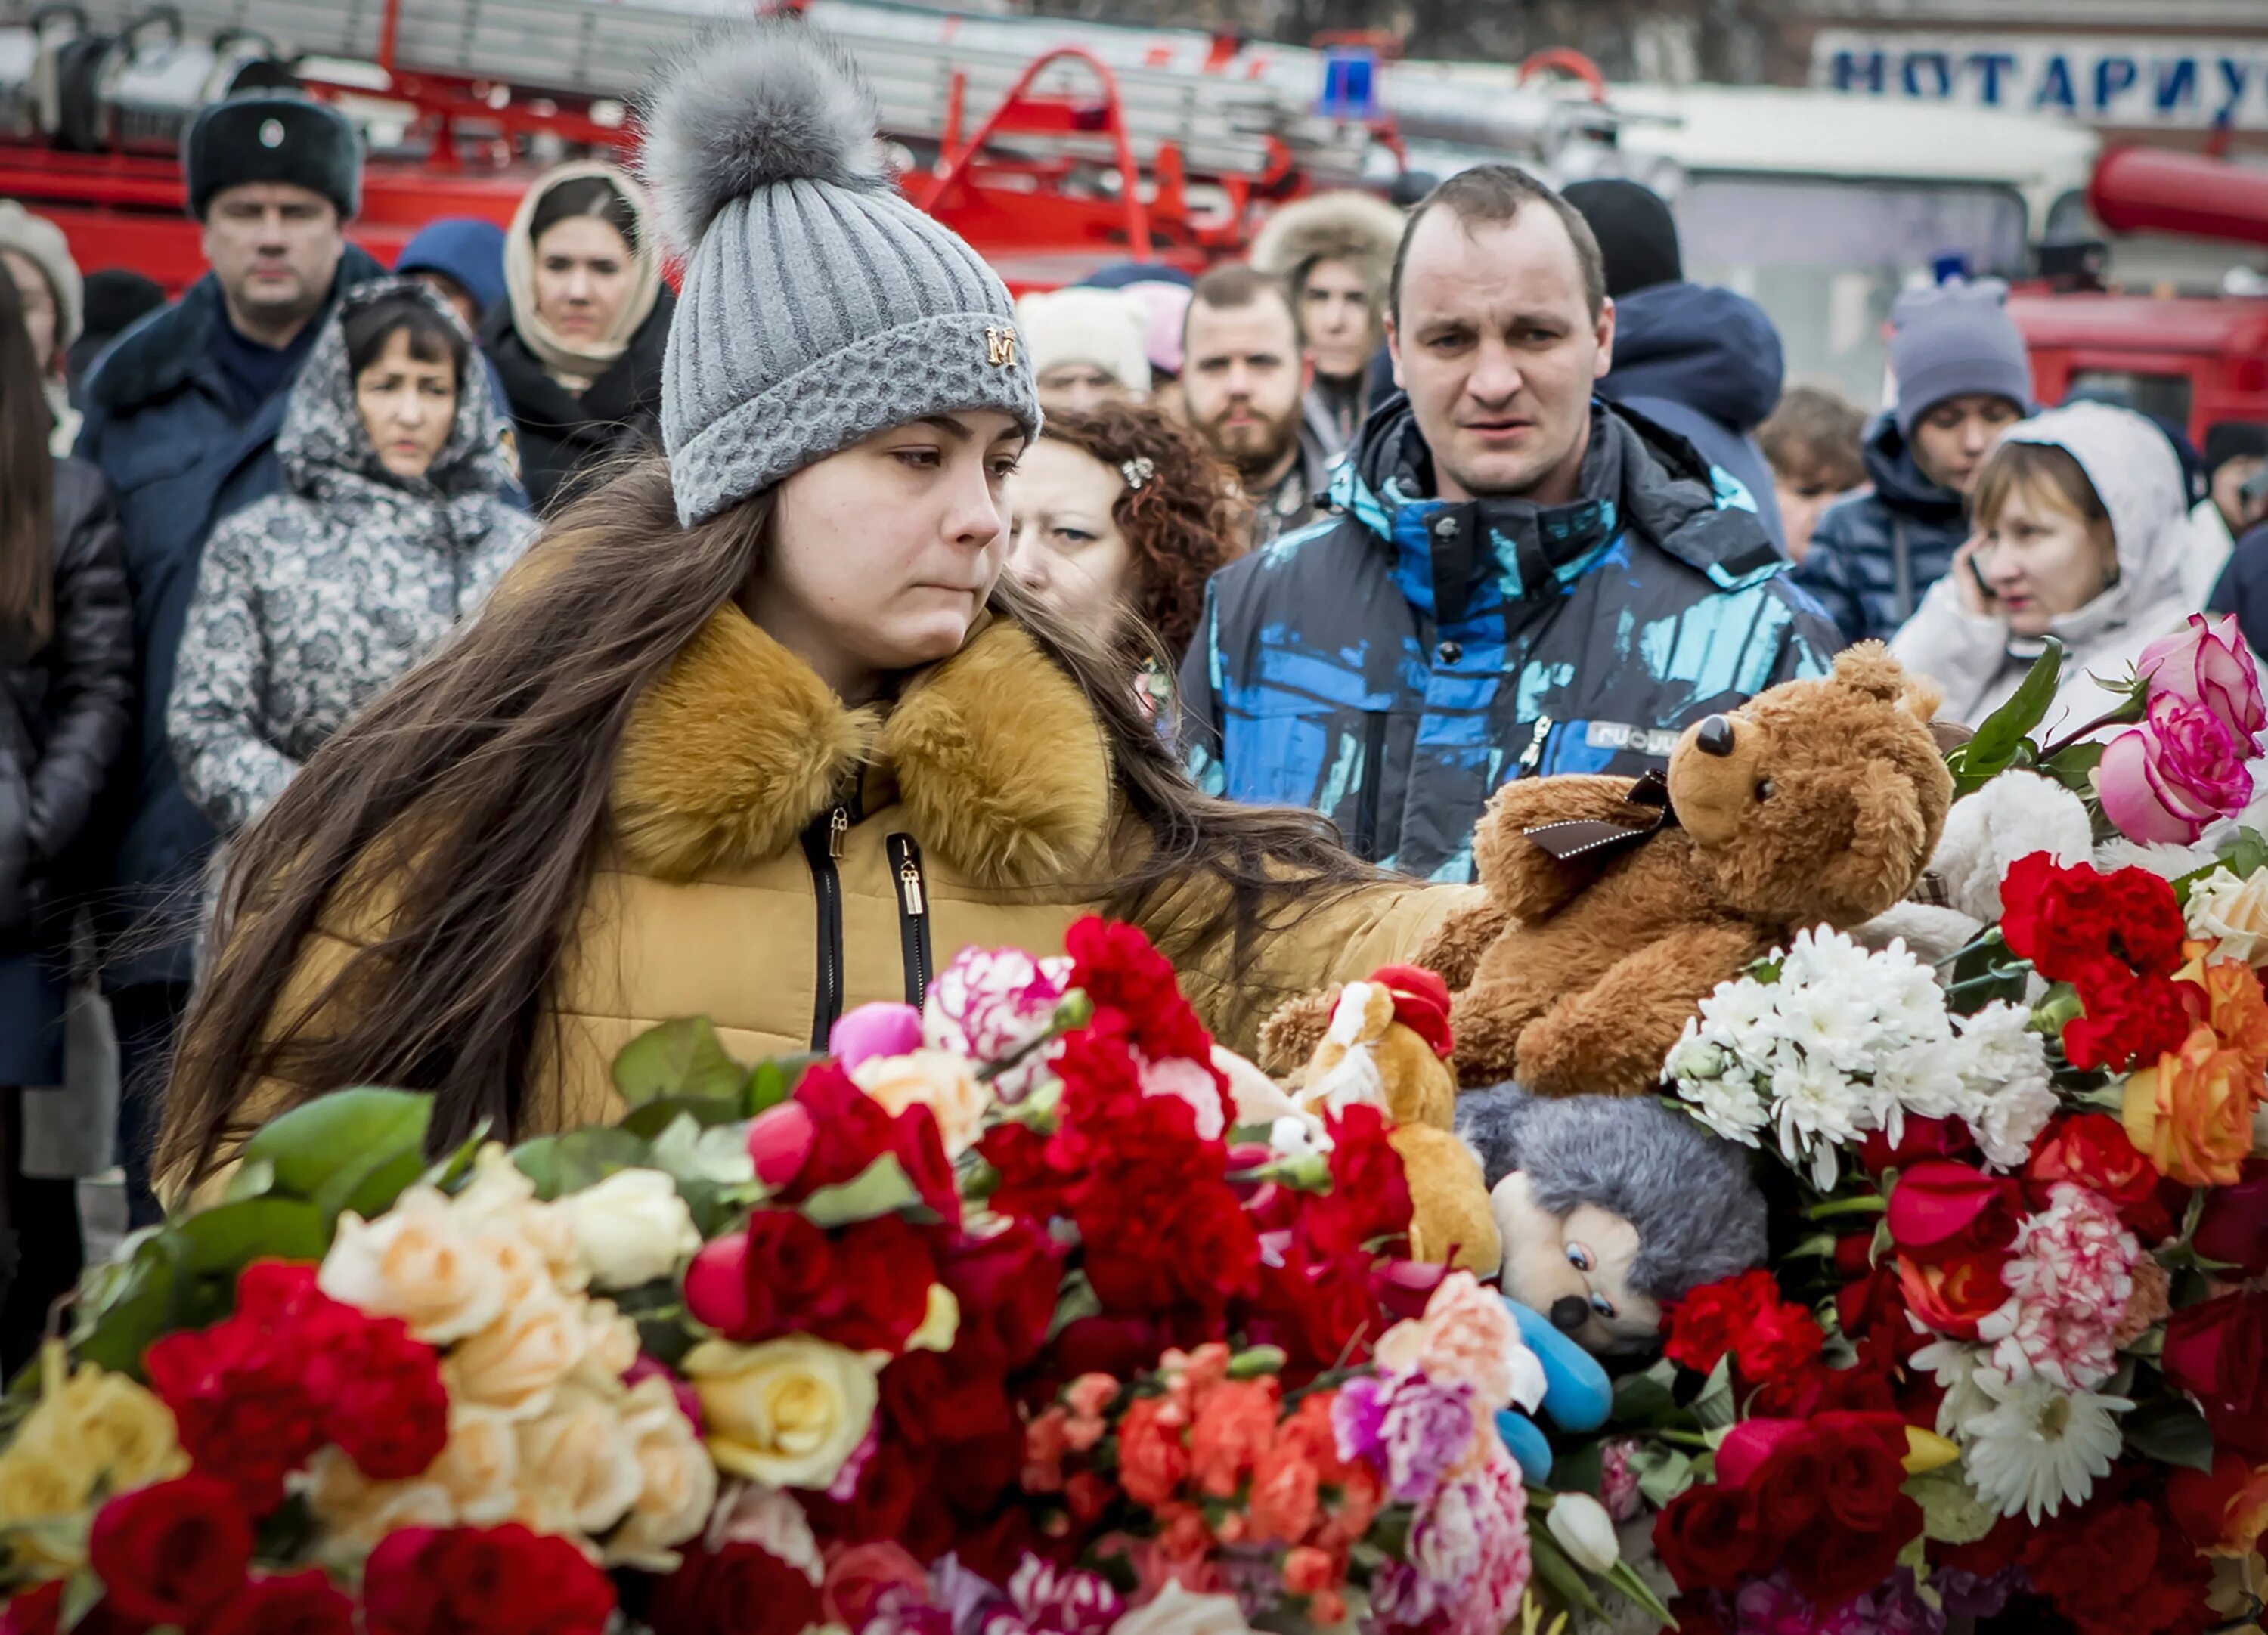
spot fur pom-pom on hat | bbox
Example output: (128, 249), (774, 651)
(637, 17), (888, 259)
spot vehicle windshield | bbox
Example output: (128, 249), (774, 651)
(1674, 174), (2031, 407)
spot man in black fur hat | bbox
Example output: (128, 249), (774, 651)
(73, 88), (380, 1228)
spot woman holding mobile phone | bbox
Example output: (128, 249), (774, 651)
(1892, 401), (2226, 732)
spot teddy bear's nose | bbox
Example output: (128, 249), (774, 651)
(1694, 715), (1737, 757)
(1550, 1296), (1591, 1334)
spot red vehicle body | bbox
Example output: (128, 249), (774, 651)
(2007, 147), (2268, 449)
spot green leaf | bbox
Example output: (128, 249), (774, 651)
(1553, 1440), (1605, 1497)
(2122, 1395), (2216, 1473)
(318, 1141), (429, 1224)
(1604, 1559), (1678, 1627)
(173, 1197), (329, 1274)
(420, 1123), (493, 1193)
(1047, 1269), (1101, 1343)
(621, 1094), (747, 1141)
(71, 1237), (178, 1378)
(745, 1054), (821, 1116)
(2037, 737), (2105, 796)
(1950, 639), (2063, 794)
(240, 1088), (432, 1212)
(612, 1018), (748, 1108)
(649, 1113), (757, 1188)
(1526, 1528), (1606, 1617)
(2220, 826), (2268, 880)
(57, 1568), (103, 1632)
(1630, 1443), (1696, 1509)
(1692, 1356), (1737, 1433)
(510, 1126), (651, 1200)
(1906, 1466), (1997, 1544)
(1610, 1362), (1679, 1427)
(799, 1154), (922, 1228)
(222, 1157), (276, 1203)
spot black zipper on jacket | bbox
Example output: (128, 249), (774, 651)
(887, 833), (933, 1008)
(800, 800), (852, 1051)
(1352, 711), (1388, 862)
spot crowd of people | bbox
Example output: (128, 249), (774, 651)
(5, 35), (2268, 1361)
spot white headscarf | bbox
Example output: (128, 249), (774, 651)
(503, 160), (665, 390)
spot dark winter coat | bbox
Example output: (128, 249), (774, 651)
(482, 289), (674, 514)
(169, 282), (538, 838)
(1789, 412), (1969, 647)
(1178, 395), (1843, 882)
(1597, 281), (1785, 552)
(2208, 521), (2268, 662)
(72, 246), (386, 986)
(1, 460), (132, 940)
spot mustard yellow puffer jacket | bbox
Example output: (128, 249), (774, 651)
(252, 608), (1470, 1138)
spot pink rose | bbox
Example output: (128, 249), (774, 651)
(831, 1003), (925, 1073)
(745, 1101), (816, 1189)
(2139, 613), (2266, 742)
(2100, 692), (2255, 844)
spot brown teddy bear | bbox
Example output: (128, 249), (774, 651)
(1409, 643), (1953, 1098)
(1270, 965), (1501, 1275)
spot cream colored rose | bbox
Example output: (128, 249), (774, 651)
(1113, 1585), (1253, 1635)
(2187, 867), (2268, 966)
(711, 1479), (824, 1578)
(445, 1284), (588, 1419)
(562, 1169), (702, 1291)
(428, 1404), (522, 1525)
(516, 1383), (645, 1535)
(322, 1184), (507, 1344)
(907, 1284), (959, 1354)
(683, 1336), (879, 1490)
(454, 1146), (587, 1294)
(603, 1376), (718, 1572)
(300, 1446), (457, 1551)
(852, 1049), (993, 1158)
(0, 1359), (186, 1540)
(572, 1298), (643, 1391)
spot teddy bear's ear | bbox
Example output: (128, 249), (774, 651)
(1259, 987), (1340, 1074)
(1828, 640), (1910, 703)
(1903, 675), (1945, 723)
(1818, 759), (1935, 921)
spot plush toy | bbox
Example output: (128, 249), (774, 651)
(1454, 1084), (1769, 1355)
(1415, 643), (1954, 1097)
(1281, 965), (1502, 1277)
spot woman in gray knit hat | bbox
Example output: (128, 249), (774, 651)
(154, 18), (1465, 1190)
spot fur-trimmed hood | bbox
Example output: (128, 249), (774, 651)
(609, 610), (1114, 888)
(1251, 190), (1405, 304)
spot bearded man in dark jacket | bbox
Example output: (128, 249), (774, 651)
(1179, 166), (1842, 883)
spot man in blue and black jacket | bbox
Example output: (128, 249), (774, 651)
(1179, 165), (1843, 884)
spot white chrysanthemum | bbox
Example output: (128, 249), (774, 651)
(1685, 1073), (1771, 1147)
(1953, 1002), (2058, 1169)
(1912, 1337), (2000, 1438)
(1962, 1373), (2131, 1525)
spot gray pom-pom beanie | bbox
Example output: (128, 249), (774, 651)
(637, 18), (1042, 525)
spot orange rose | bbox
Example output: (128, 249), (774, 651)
(2183, 957), (2268, 1076)
(2126, 1026), (2261, 1188)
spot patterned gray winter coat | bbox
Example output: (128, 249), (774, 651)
(169, 281), (536, 835)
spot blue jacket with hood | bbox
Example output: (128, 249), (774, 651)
(1597, 281), (1785, 552)
(1178, 395), (1843, 883)
(1789, 411), (1969, 648)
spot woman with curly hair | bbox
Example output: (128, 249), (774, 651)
(1005, 400), (1245, 712)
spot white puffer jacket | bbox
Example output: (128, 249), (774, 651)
(1892, 401), (2235, 736)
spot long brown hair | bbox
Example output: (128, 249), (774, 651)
(0, 269), (54, 654)
(160, 454), (1371, 1187)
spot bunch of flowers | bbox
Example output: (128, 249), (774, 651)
(0, 917), (1650, 1635)
(1668, 927), (2054, 1188)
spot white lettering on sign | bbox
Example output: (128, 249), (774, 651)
(1810, 30), (2268, 129)
(1585, 720), (1683, 758)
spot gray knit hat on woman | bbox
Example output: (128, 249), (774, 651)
(638, 20), (1041, 525)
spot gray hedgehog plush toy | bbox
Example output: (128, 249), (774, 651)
(1454, 1084), (1769, 1355)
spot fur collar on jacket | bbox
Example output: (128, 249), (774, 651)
(609, 609), (1113, 890)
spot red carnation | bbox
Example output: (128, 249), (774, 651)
(1066, 916), (1214, 1067)
(145, 1311), (326, 1510)
(647, 1542), (825, 1635)
(2062, 965), (2195, 1073)
(87, 1474), (251, 1625)
(361, 1525), (615, 1635)
(304, 1317), (448, 1481)
(1304, 1105), (1413, 1259)
(2000, 853), (2186, 983)
(200, 1572), (357, 1635)
(1663, 1271), (1821, 1387)
(2022, 1488), (2214, 1635)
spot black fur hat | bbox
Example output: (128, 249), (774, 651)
(184, 92), (363, 221)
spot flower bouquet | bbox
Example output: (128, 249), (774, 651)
(0, 918), (1662, 1635)
(1563, 618), (2268, 1633)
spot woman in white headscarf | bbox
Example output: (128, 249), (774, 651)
(483, 161), (673, 512)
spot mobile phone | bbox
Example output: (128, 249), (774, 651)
(1969, 554), (1996, 602)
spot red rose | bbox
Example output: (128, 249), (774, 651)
(1857, 1115), (1975, 1175)
(1746, 1436), (1830, 1543)
(200, 1572), (356, 1635)
(2163, 1291), (2268, 1463)
(789, 1067), (959, 1225)
(2025, 1113), (2166, 1231)
(1652, 1485), (1770, 1593)
(2192, 1157), (2268, 1277)
(880, 1349), (1016, 1448)
(305, 1318), (448, 1481)
(2000, 853), (2186, 982)
(940, 1219), (1062, 1371)
(1895, 1247), (2012, 1342)
(822, 1214), (941, 1353)
(361, 1525), (615, 1635)
(1886, 1162), (2023, 1264)
(2166, 1448), (2260, 1553)
(729, 1209), (838, 1339)
(647, 1542), (823, 1635)
(0, 1581), (61, 1635)
(88, 1474), (251, 1625)
(800, 1438), (933, 1544)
